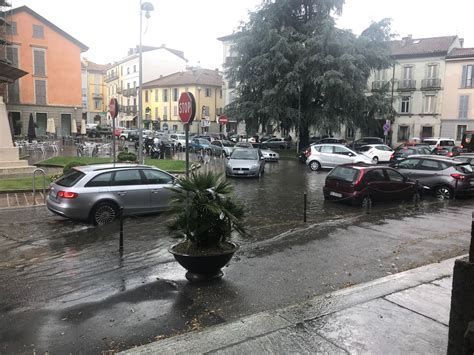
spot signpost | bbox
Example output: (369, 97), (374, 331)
(178, 92), (196, 177)
(109, 98), (119, 164)
(383, 119), (391, 144)
(218, 115), (228, 125)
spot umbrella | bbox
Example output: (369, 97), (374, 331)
(71, 119), (77, 135)
(27, 113), (36, 142)
(80, 119), (86, 135)
(49, 118), (56, 135)
(46, 118), (52, 133)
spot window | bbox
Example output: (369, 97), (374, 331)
(421, 126), (433, 138)
(219, 89), (223, 99)
(32, 24), (44, 38)
(142, 169), (173, 184)
(461, 65), (474, 88)
(127, 67), (130, 74)
(163, 106), (168, 120)
(334, 146), (351, 155)
(398, 158), (420, 169)
(154, 89), (158, 102)
(457, 125), (467, 140)
(205, 88), (211, 97)
(400, 96), (410, 114)
(398, 126), (410, 141)
(419, 159), (441, 171)
(423, 95), (436, 114)
(127, 82), (130, 89)
(145, 90), (149, 102)
(402, 66), (414, 80)
(33, 49), (46, 76)
(133, 65), (136, 73)
(94, 100), (100, 110)
(85, 172), (113, 187)
(173, 106), (177, 116)
(173, 88), (178, 101)
(155, 107), (158, 119)
(426, 64), (438, 79)
(35, 79), (46, 105)
(320, 145), (333, 153)
(459, 95), (469, 119)
(133, 81), (136, 88)
(121, 66), (123, 76)
(374, 69), (387, 82)
(365, 169), (386, 183)
(10, 21), (17, 35)
(163, 89), (168, 101)
(56, 170), (85, 187)
(386, 169), (404, 182)
(111, 170), (143, 186)
(6, 47), (19, 103)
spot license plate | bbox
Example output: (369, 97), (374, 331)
(330, 191), (342, 198)
(237, 170), (244, 174)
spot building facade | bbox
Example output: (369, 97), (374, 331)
(6, 6), (88, 137)
(440, 48), (474, 142)
(81, 59), (108, 125)
(142, 68), (224, 133)
(104, 45), (187, 128)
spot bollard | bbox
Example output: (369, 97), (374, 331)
(119, 207), (124, 251)
(303, 192), (307, 223)
(447, 211), (474, 354)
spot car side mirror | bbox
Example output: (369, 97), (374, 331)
(348, 152), (355, 157)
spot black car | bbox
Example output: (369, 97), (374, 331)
(390, 146), (432, 162)
(352, 137), (384, 152)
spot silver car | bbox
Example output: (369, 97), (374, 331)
(305, 144), (374, 171)
(46, 163), (178, 225)
(260, 146), (279, 161)
(225, 148), (265, 178)
(210, 140), (235, 157)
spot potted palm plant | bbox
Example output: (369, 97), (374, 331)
(168, 171), (245, 281)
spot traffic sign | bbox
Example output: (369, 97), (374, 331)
(178, 92), (196, 124)
(218, 115), (228, 125)
(383, 120), (391, 132)
(109, 98), (119, 119)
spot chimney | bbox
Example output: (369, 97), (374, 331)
(460, 38), (464, 48)
(401, 34), (412, 47)
(128, 48), (133, 56)
(161, 44), (166, 48)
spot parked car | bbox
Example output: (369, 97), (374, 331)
(87, 126), (112, 138)
(358, 144), (394, 163)
(46, 164), (178, 225)
(169, 133), (188, 150)
(262, 137), (291, 149)
(305, 144), (373, 171)
(225, 148), (265, 178)
(119, 129), (140, 141)
(390, 156), (474, 199)
(390, 146), (432, 162)
(190, 138), (211, 152)
(323, 163), (422, 206)
(114, 127), (126, 137)
(258, 144), (280, 162)
(461, 131), (474, 152)
(234, 142), (253, 149)
(314, 137), (347, 145)
(209, 140), (235, 157)
(352, 137), (384, 152)
(431, 145), (461, 157)
(422, 137), (455, 151)
(456, 153), (474, 167)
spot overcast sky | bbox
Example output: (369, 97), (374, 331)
(11, 0), (474, 69)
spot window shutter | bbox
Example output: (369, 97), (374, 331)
(466, 96), (470, 118)
(34, 50), (45, 76)
(461, 65), (467, 88)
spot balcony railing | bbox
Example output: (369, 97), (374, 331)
(117, 87), (123, 94)
(122, 105), (137, 115)
(371, 80), (391, 91)
(421, 78), (441, 89)
(398, 79), (416, 91)
(105, 74), (119, 83)
(123, 88), (137, 97)
(92, 93), (103, 99)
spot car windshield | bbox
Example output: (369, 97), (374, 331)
(231, 149), (258, 160)
(55, 169), (85, 187)
(327, 166), (360, 183)
(423, 140), (437, 145)
(222, 141), (235, 147)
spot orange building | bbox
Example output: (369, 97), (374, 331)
(6, 6), (88, 137)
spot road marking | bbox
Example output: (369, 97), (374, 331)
(14, 193), (19, 206)
(6, 194), (10, 208)
(24, 193), (29, 206)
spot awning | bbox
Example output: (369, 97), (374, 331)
(120, 115), (136, 122)
(0, 61), (28, 83)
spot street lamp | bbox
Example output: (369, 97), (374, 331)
(138, 1), (154, 164)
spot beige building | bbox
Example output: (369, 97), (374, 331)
(81, 59), (108, 125)
(440, 48), (474, 142)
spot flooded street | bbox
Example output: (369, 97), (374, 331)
(0, 159), (472, 353)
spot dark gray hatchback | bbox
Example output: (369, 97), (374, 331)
(390, 156), (474, 199)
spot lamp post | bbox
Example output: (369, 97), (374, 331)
(138, 1), (154, 164)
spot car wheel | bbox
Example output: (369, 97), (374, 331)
(309, 160), (321, 171)
(91, 201), (118, 225)
(372, 156), (379, 164)
(434, 186), (454, 200)
(361, 195), (373, 208)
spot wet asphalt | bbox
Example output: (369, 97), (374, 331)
(0, 158), (473, 353)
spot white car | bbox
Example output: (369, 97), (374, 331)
(422, 138), (455, 151)
(169, 133), (188, 150)
(358, 144), (394, 163)
(305, 144), (373, 171)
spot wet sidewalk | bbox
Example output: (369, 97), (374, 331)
(0, 191), (46, 209)
(123, 256), (457, 354)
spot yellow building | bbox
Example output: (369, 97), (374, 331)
(81, 59), (109, 125)
(142, 68), (223, 133)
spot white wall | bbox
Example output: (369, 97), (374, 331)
(142, 48), (187, 83)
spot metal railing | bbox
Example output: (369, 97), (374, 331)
(32, 168), (46, 205)
(421, 78), (441, 89)
(371, 80), (390, 91)
(398, 79), (416, 91)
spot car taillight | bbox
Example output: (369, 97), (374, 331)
(451, 173), (466, 180)
(461, 144), (464, 148)
(390, 153), (394, 160)
(447, 152), (454, 157)
(304, 148), (311, 157)
(57, 191), (78, 199)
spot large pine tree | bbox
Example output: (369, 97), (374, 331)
(225, 0), (394, 149)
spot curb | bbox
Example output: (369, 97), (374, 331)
(121, 255), (461, 354)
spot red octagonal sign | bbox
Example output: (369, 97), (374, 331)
(178, 92), (196, 124)
(109, 98), (119, 119)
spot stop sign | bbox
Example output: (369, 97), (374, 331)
(218, 115), (228, 125)
(109, 98), (119, 119)
(178, 92), (196, 124)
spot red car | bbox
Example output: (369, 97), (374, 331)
(114, 127), (125, 137)
(323, 163), (422, 206)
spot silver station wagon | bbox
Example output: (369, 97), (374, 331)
(46, 164), (178, 225)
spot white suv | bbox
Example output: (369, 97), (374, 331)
(305, 144), (373, 171)
(422, 138), (455, 150)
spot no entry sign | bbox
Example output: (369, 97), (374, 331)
(218, 115), (228, 125)
(109, 98), (119, 119)
(178, 92), (196, 124)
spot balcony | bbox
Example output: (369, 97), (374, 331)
(123, 88), (137, 97)
(122, 105), (137, 115)
(92, 93), (103, 100)
(398, 79), (416, 91)
(421, 78), (441, 90)
(105, 73), (119, 83)
(117, 87), (123, 94)
(371, 80), (391, 91)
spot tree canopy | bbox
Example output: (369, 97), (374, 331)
(225, 0), (394, 148)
